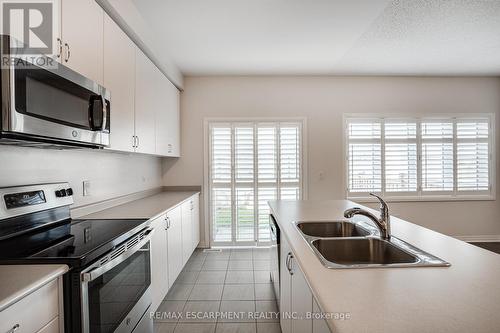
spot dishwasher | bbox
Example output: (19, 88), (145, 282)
(269, 214), (280, 306)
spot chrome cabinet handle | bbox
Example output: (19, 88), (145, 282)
(286, 252), (294, 275)
(165, 216), (171, 229)
(56, 38), (62, 58)
(7, 324), (20, 333)
(136, 136), (140, 148)
(64, 43), (70, 62)
(132, 136), (136, 148)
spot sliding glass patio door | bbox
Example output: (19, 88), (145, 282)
(208, 121), (303, 246)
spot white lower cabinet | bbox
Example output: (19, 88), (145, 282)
(166, 206), (183, 288)
(37, 317), (59, 333)
(191, 194), (200, 251)
(150, 214), (169, 311)
(281, 236), (330, 333)
(149, 193), (202, 310)
(181, 201), (193, 265)
(313, 299), (331, 333)
(280, 236), (293, 333)
(0, 278), (63, 333)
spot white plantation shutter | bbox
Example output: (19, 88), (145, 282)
(421, 122), (454, 191)
(457, 120), (490, 191)
(235, 127), (254, 182)
(346, 116), (493, 199)
(212, 187), (232, 242)
(347, 122), (382, 193)
(257, 187), (277, 241)
(236, 188), (254, 241)
(209, 121), (303, 245)
(211, 127), (232, 183)
(280, 125), (301, 183)
(257, 126), (277, 183)
(384, 122), (417, 192)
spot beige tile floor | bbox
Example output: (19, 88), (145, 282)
(154, 248), (281, 333)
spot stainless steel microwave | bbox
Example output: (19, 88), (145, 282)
(0, 35), (110, 148)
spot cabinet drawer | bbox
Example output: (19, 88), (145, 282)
(0, 279), (59, 333)
(37, 317), (59, 333)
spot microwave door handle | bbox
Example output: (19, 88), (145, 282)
(89, 95), (105, 131)
(100, 95), (107, 132)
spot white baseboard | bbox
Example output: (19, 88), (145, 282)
(454, 235), (500, 243)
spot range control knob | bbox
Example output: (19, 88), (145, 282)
(65, 188), (73, 196)
(55, 190), (67, 198)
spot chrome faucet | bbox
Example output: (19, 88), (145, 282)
(344, 193), (391, 240)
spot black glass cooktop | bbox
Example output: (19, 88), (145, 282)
(0, 217), (148, 268)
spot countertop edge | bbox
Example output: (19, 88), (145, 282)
(79, 190), (201, 221)
(0, 264), (69, 312)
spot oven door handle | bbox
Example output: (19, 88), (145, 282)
(81, 229), (153, 283)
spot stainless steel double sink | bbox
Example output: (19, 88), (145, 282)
(296, 221), (450, 269)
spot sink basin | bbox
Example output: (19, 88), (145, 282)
(296, 221), (371, 238)
(312, 238), (419, 266)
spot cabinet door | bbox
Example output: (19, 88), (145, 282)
(36, 317), (59, 333)
(103, 14), (135, 152)
(191, 194), (200, 251)
(134, 48), (157, 154)
(155, 73), (180, 157)
(150, 214), (169, 311)
(61, 0), (103, 84)
(181, 200), (193, 264)
(280, 236), (293, 333)
(313, 299), (331, 333)
(167, 206), (183, 287)
(0, 279), (59, 333)
(291, 257), (313, 333)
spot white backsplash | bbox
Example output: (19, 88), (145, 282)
(0, 146), (163, 207)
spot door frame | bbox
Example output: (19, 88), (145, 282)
(203, 117), (309, 248)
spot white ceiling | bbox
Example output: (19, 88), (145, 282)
(132, 0), (500, 76)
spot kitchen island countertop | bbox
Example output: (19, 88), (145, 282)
(269, 199), (500, 333)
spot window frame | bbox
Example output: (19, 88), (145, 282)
(204, 117), (308, 247)
(343, 113), (496, 202)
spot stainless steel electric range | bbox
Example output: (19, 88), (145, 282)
(0, 183), (154, 333)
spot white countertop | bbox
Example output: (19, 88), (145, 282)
(0, 264), (68, 311)
(269, 200), (500, 333)
(81, 191), (199, 220)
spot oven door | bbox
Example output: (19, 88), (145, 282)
(80, 230), (153, 333)
(2, 37), (110, 147)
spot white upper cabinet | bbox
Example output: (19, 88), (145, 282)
(156, 75), (180, 157)
(60, 0), (104, 84)
(103, 14), (136, 152)
(134, 48), (158, 155)
(52, 0), (181, 156)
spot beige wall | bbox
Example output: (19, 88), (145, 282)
(163, 76), (500, 245)
(0, 146), (163, 208)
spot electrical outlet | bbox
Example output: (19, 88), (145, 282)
(83, 180), (91, 196)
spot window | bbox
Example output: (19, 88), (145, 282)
(345, 115), (494, 200)
(208, 120), (304, 245)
